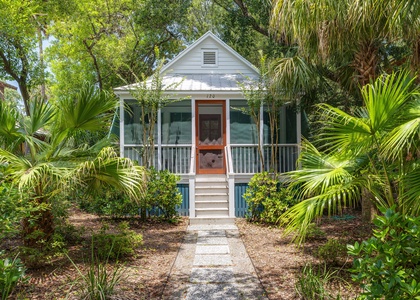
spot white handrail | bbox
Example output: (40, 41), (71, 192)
(224, 145), (234, 175)
(189, 145), (195, 175)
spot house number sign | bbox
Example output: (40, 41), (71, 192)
(206, 94), (215, 98)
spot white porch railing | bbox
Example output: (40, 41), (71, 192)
(123, 145), (192, 174)
(124, 144), (298, 175)
(230, 144), (299, 174)
(161, 145), (192, 174)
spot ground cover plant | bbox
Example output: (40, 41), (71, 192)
(0, 208), (187, 299)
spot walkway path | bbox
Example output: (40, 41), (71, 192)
(162, 224), (268, 300)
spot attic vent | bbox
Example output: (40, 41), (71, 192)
(202, 50), (217, 67)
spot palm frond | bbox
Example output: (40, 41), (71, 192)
(71, 147), (145, 200)
(271, 55), (317, 100)
(400, 164), (420, 215)
(54, 84), (117, 136)
(0, 101), (24, 151)
(287, 141), (358, 200)
(361, 71), (416, 134)
(316, 103), (372, 154)
(281, 181), (362, 245)
(24, 97), (55, 136)
(381, 97), (420, 160)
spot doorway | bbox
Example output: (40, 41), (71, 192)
(196, 101), (226, 174)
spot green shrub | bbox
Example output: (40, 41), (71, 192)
(317, 239), (348, 266)
(244, 172), (296, 224)
(78, 187), (139, 218)
(305, 223), (326, 241)
(144, 168), (182, 220)
(0, 182), (29, 239)
(19, 232), (69, 268)
(348, 208), (420, 299)
(295, 263), (342, 300)
(93, 221), (143, 260)
(0, 254), (27, 300)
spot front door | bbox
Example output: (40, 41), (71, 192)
(196, 101), (226, 174)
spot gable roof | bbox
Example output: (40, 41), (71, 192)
(160, 31), (259, 75)
(114, 31), (260, 94)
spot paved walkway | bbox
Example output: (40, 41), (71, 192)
(162, 224), (268, 300)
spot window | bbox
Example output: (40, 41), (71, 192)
(161, 100), (192, 144)
(202, 50), (218, 67)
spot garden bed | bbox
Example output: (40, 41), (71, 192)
(2, 208), (188, 300)
(237, 209), (373, 299)
(3, 208), (373, 299)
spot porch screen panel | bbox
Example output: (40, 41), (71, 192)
(124, 100), (157, 144)
(229, 100), (258, 144)
(161, 100), (192, 144)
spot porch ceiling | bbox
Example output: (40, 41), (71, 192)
(115, 73), (259, 92)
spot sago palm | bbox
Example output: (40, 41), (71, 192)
(0, 85), (144, 246)
(282, 71), (420, 244)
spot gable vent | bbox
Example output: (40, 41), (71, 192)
(202, 50), (217, 66)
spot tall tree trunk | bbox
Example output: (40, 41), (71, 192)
(361, 188), (376, 222)
(353, 41), (379, 87)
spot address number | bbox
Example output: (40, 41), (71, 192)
(206, 94), (215, 98)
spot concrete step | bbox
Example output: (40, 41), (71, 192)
(195, 200), (228, 209)
(195, 192), (228, 199)
(195, 186), (228, 193)
(196, 177), (227, 184)
(189, 217), (235, 225)
(196, 209), (229, 218)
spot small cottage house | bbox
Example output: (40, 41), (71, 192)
(114, 32), (302, 223)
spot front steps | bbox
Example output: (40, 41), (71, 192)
(190, 174), (235, 225)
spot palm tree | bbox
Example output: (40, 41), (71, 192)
(0, 85), (144, 247)
(281, 71), (420, 244)
(271, 0), (420, 94)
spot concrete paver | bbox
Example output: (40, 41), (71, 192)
(163, 222), (268, 300)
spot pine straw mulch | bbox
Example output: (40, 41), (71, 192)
(3, 208), (188, 300)
(3, 208), (372, 299)
(236, 209), (373, 299)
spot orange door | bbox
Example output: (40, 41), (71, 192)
(196, 100), (226, 174)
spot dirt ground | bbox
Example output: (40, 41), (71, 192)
(236, 209), (373, 299)
(5, 209), (188, 300)
(4, 208), (372, 299)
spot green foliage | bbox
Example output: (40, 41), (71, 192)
(0, 84), (144, 246)
(304, 224), (326, 241)
(295, 263), (342, 300)
(0, 254), (27, 300)
(348, 208), (420, 299)
(282, 72), (420, 244)
(144, 168), (182, 220)
(78, 187), (139, 218)
(244, 172), (295, 224)
(92, 222), (143, 260)
(0, 182), (26, 239)
(317, 239), (348, 266)
(67, 246), (124, 300)
(19, 232), (69, 268)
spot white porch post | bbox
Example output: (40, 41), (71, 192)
(259, 104), (264, 171)
(226, 99), (230, 145)
(119, 96), (124, 157)
(226, 99), (235, 217)
(296, 100), (302, 168)
(189, 98), (196, 218)
(157, 108), (162, 171)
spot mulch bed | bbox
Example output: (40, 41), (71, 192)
(3, 208), (188, 300)
(237, 209), (373, 299)
(3, 208), (372, 299)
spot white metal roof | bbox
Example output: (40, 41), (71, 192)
(115, 73), (258, 93)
